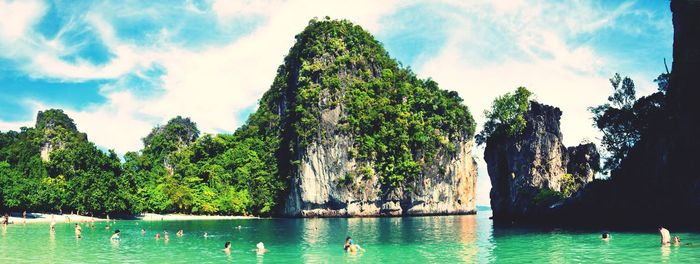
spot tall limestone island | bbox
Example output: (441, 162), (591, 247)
(479, 88), (599, 223)
(252, 18), (478, 217)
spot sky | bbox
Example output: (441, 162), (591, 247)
(0, 0), (673, 206)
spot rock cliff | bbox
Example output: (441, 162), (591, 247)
(270, 18), (478, 217)
(485, 102), (599, 222)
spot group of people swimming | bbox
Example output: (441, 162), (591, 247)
(658, 226), (686, 246)
(601, 226), (688, 246)
(2, 214), (368, 256)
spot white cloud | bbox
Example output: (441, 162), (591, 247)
(65, 91), (155, 153)
(0, 0), (45, 42)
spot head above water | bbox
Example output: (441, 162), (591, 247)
(224, 241), (231, 249)
(602, 233), (609, 239)
(115, 230), (120, 234)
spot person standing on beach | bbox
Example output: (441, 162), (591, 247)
(659, 227), (671, 245)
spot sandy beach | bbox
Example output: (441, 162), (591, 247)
(136, 213), (257, 221)
(4, 212), (256, 224)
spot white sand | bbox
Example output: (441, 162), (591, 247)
(6, 213), (107, 224)
(136, 213), (257, 221)
(4, 213), (256, 224)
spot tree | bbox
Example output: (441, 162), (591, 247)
(476, 87), (533, 145)
(589, 73), (667, 174)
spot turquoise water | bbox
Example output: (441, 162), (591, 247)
(1, 212), (699, 263)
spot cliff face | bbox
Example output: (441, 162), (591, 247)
(285, 137), (477, 217)
(485, 102), (599, 222)
(275, 19), (478, 217)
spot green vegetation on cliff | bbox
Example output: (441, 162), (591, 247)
(476, 87), (533, 145)
(267, 18), (475, 188)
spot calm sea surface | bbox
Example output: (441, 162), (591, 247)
(1, 211), (698, 263)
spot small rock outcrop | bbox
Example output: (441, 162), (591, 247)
(485, 102), (599, 222)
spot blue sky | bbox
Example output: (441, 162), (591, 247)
(0, 0), (673, 205)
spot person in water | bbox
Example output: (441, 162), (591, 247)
(155, 233), (161, 240)
(256, 242), (267, 254)
(177, 229), (184, 237)
(601, 232), (610, 241)
(111, 230), (121, 241)
(223, 241), (232, 253)
(141, 228), (146, 235)
(75, 224), (82, 237)
(344, 236), (364, 253)
(203, 232), (208, 238)
(673, 236), (681, 245)
(659, 227), (671, 245)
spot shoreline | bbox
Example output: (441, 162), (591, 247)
(5, 212), (257, 224)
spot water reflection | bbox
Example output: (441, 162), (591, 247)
(661, 245), (671, 260)
(458, 215), (478, 263)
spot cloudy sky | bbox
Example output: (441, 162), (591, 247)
(0, 0), (673, 205)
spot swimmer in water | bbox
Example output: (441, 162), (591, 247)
(256, 242), (268, 254)
(155, 233), (161, 240)
(177, 229), (183, 237)
(601, 232), (610, 241)
(141, 228), (145, 235)
(344, 236), (364, 253)
(674, 236), (681, 245)
(223, 241), (231, 253)
(111, 230), (121, 241)
(203, 232), (208, 238)
(659, 227), (671, 245)
(75, 224), (82, 238)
